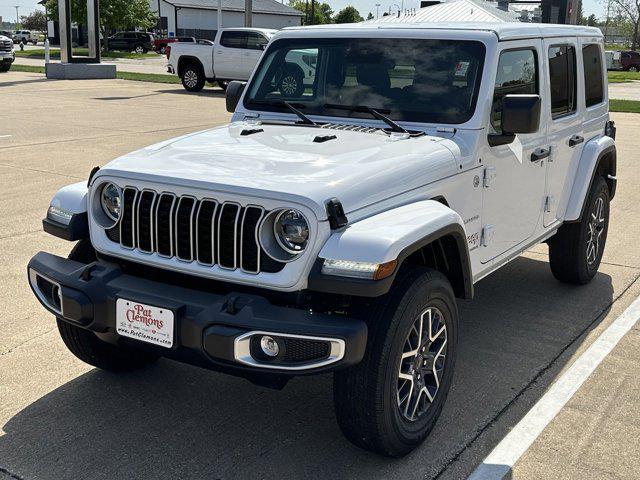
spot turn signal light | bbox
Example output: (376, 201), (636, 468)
(321, 259), (397, 280)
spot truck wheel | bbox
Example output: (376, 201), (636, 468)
(56, 240), (159, 372)
(181, 64), (205, 92)
(334, 267), (458, 457)
(217, 80), (228, 90)
(278, 69), (304, 97)
(549, 175), (610, 284)
(0, 63), (11, 72)
(134, 44), (145, 54)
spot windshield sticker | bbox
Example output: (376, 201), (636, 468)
(455, 61), (470, 77)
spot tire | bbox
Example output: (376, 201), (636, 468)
(334, 267), (458, 457)
(134, 44), (145, 54)
(278, 68), (304, 97)
(56, 240), (159, 372)
(629, 65), (639, 72)
(217, 80), (228, 91)
(0, 63), (11, 72)
(181, 64), (205, 92)
(160, 46), (166, 55)
(548, 175), (610, 284)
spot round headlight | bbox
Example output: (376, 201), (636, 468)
(100, 182), (121, 222)
(273, 209), (309, 254)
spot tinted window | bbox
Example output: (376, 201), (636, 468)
(246, 33), (268, 51)
(582, 44), (604, 107)
(246, 38), (485, 124)
(548, 45), (577, 118)
(220, 32), (247, 49)
(491, 49), (538, 133)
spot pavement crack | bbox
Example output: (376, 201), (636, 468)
(0, 229), (43, 241)
(525, 250), (640, 270)
(0, 466), (28, 480)
(431, 272), (640, 480)
(0, 327), (57, 357)
(0, 162), (84, 180)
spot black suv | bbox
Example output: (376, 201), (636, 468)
(107, 31), (154, 53)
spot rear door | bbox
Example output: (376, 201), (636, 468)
(242, 32), (269, 79)
(542, 39), (584, 226)
(216, 31), (246, 79)
(110, 32), (125, 50)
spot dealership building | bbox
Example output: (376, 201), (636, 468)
(149, 0), (304, 39)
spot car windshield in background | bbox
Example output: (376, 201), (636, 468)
(245, 38), (486, 124)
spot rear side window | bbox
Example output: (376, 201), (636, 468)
(220, 32), (247, 49)
(548, 45), (577, 118)
(491, 48), (538, 133)
(582, 44), (604, 107)
(245, 33), (267, 51)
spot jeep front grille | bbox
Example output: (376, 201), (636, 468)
(0, 40), (12, 52)
(106, 187), (284, 274)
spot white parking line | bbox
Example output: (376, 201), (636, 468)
(468, 293), (640, 480)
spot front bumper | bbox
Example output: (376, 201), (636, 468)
(0, 53), (14, 64)
(27, 252), (367, 379)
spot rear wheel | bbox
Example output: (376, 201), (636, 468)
(181, 64), (205, 92)
(133, 44), (145, 54)
(548, 175), (610, 284)
(334, 267), (458, 457)
(56, 240), (159, 372)
(278, 68), (304, 97)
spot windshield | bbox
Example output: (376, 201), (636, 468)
(245, 37), (486, 125)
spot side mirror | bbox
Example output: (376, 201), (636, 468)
(226, 81), (246, 113)
(488, 94), (541, 147)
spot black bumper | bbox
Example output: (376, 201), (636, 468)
(27, 252), (367, 378)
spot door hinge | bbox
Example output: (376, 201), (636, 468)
(544, 196), (554, 213)
(481, 225), (494, 247)
(483, 167), (497, 188)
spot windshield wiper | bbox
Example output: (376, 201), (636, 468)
(323, 104), (408, 134)
(249, 99), (317, 126)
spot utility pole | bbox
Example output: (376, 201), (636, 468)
(245, 0), (252, 27)
(14, 6), (19, 25)
(376, 3), (380, 18)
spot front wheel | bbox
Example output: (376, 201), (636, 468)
(548, 175), (610, 284)
(334, 267), (458, 457)
(133, 44), (145, 54)
(0, 63), (11, 72)
(57, 240), (159, 372)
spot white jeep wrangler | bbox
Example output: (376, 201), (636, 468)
(28, 22), (616, 457)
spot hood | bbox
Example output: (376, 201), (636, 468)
(98, 122), (458, 220)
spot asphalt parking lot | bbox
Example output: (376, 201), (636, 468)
(1, 71), (639, 480)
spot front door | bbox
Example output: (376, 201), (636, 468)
(243, 32), (268, 79)
(481, 40), (549, 263)
(542, 39), (584, 226)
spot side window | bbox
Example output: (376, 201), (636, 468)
(220, 32), (246, 49)
(246, 33), (268, 51)
(491, 49), (538, 133)
(582, 44), (604, 107)
(548, 45), (577, 118)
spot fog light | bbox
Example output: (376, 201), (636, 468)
(260, 336), (279, 357)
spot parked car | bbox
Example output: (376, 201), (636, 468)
(605, 49), (640, 71)
(167, 27), (275, 91)
(153, 36), (195, 55)
(29, 23), (616, 457)
(0, 30), (14, 39)
(106, 31), (154, 53)
(0, 34), (14, 72)
(12, 30), (38, 45)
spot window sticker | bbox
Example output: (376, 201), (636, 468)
(455, 61), (470, 77)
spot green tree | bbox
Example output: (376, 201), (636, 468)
(366, 12), (374, 20)
(21, 10), (47, 31)
(45, 0), (157, 49)
(586, 14), (598, 26)
(333, 6), (364, 23)
(289, 0), (333, 25)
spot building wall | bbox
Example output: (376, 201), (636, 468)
(149, 0), (301, 38)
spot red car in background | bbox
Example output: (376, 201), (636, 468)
(154, 36), (196, 55)
(620, 50), (640, 71)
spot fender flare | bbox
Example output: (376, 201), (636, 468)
(564, 136), (616, 223)
(177, 55), (205, 78)
(43, 182), (89, 241)
(308, 200), (473, 299)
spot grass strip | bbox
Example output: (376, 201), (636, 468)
(609, 99), (640, 113)
(10, 64), (180, 84)
(15, 48), (156, 60)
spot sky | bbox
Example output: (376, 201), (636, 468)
(0, 0), (606, 26)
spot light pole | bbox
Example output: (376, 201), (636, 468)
(375, 3), (380, 18)
(14, 5), (19, 25)
(390, 3), (401, 16)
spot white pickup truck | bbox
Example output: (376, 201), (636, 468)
(167, 27), (276, 92)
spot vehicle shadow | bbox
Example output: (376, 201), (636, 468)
(155, 87), (226, 98)
(0, 256), (616, 480)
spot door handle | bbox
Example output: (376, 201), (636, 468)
(531, 147), (550, 162)
(569, 135), (584, 147)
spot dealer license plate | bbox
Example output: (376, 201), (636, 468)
(116, 298), (174, 348)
